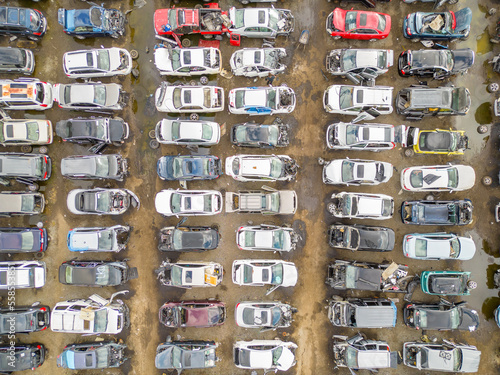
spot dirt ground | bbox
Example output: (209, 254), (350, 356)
(2, 0), (500, 374)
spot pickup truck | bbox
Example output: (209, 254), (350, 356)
(225, 188), (297, 215)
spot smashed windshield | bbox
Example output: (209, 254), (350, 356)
(339, 86), (354, 109)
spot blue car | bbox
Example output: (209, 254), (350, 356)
(58, 6), (125, 39)
(157, 155), (222, 181)
(403, 8), (471, 41)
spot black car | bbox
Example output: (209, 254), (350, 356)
(0, 227), (47, 253)
(61, 154), (128, 181)
(158, 224), (220, 252)
(58, 260), (138, 286)
(157, 155), (221, 181)
(0, 305), (50, 334)
(328, 224), (394, 252)
(0, 344), (45, 372)
(231, 121), (290, 148)
(399, 49), (474, 79)
(56, 117), (129, 145)
(401, 200), (473, 226)
(0, 7), (47, 40)
(404, 300), (479, 331)
(57, 341), (128, 369)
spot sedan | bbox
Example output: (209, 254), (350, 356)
(157, 155), (221, 181)
(228, 86), (296, 115)
(228, 7), (294, 38)
(156, 261), (223, 288)
(326, 49), (393, 78)
(58, 260), (138, 287)
(404, 301), (479, 331)
(155, 189), (223, 217)
(155, 340), (217, 371)
(329, 192), (394, 220)
(328, 224), (395, 251)
(402, 200), (473, 226)
(403, 8), (472, 41)
(326, 8), (391, 41)
(61, 154), (128, 181)
(0, 118), (52, 146)
(0, 344), (45, 372)
(399, 49), (475, 79)
(56, 117), (129, 145)
(67, 225), (130, 253)
(53, 83), (125, 111)
(401, 165), (475, 192)
(0, 305), (50, 334)
(155, 83), (224, 113)
(63, 48), (132, 78)
(230, 48), (287, 77)
(155, 120), (220, 146)
(236, 224), (298, 252)
(420, 270), (476, 296)
(159, 300), (226, 328)
(58, 6), (125, 38)
(233, 340), (297, 372)
(322, 158), (393, 185)
(231, 121), (289, 148)
(403, 232), (476, 260)
(158, 225), (219, 252)
(323, 85), (393, 116)
(66, 188), (140, 215)
(225, 154), (298, 182)
(57, 342), (128, 369)
(154, 47), (221, 76)
(0, 227), (47, 253)
(405, 127), (469, 155)
(234, 301), (296, 330)
(326, 122), (397, 151)
(232, 259), (298, 295)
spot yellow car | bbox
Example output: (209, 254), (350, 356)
(407, 127), (469, 155)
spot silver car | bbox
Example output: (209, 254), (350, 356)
(326, 49), (393, 81)
(228, 7), (294, 38)
(61, 154), (128, 181)
(230, 48), (286, 77)
(53, 83), (126, 111)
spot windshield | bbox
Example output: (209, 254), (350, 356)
(410, 170), (423, 188)
(270, 158), (283, 178)
(267, 89), (276, 109)
(339, 86), (354, 109)
(96, 192), (111, 212)
(269, 192), (280, 213)
(342, 161), (355, 181)
(345, 266), (358, 289)
(342, 50), (357, 71)
(345, 125), (358, 145)
(272, 346), (283, 366)
(415, 238), (427, 257)
(268, 9), (279, 30)
(21, 195), (35, 212)
(234, 90), (245, 109)
(171, 266), (182, 286)
(26, 122), (39, 141)
(453, 349), (462, 371)
(96, 50), (110, 71)
(271, 263), (283, 285)
(272, 230), (284, 250)
(345, 11), (357, 31)
(264, 50), (279, 69)
(346, 346), (358, 368)
(170, 193), (181, 213)
(94, 309), (108, 332)
(201, 124), (213, 140)
(233, 9), (245, 28)
(447, 168), (458, 188)
(29, 10), (40, 30)
(93, 86), (106, 106)
(171, 50), (181, 70)
(172, 230), (184, 249)
(342, 195), (353, 216)
(97, 230), (113, 250)
(271, 307), (282, 326)
(450, 238), (460, 258)
(243, 264), (253, 283)
(377, 15), (386, 31)
(172, 88), (182, 109)
(95, 157), (109, 177)
(171, 346), (182, 368)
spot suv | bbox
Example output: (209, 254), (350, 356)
(396, 86), (471, 120)
(323, 85), (393, 116)
(0, 47), (34, 74)
(0, 118), (52, 146)
(328, 297), (397, 328)
(0, 153), (51, 181)
(0, 79), (52, 110)
(0, 191), (45, 216)
(0, 7), (47, 40)
(0, 261), (46, 289)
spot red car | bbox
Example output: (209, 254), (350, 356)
(326, 8), (391, 40)
(159, 300), (226, 328)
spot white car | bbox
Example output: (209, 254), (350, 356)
(155, 189), (223, 217)
(236, 224), (298, 252)
(155, 260), (223, 288)
(233, 340), (297, 372)
(228, 86), (295, 115)
(0, 118), (52, 146)
(403, 233), (476, 260)
(328, 192), (394, 220)
(230, 48), (287, 77)
(322, 158), (393, 185)
(401, 165), (476, 192)
(234, 301), (296, 329)
(323, 85), (393, 115)
(154, 47), (221, 76)
(63, 48), (132, 78)
(225, 154), (298, 182)
(326, 122), (401, 151)
(232, 259), (298, 295)
(50, 291), (129, 334)
(67, 188), (139, 215)
(53, 83), (125, 111)
(155, 119), (220, 146)
(0, 261), (45, 289)
(155, 83), (224, 113)
(326, 49), (393, 77)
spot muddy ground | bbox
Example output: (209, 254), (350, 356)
(2, 0), (500, 374)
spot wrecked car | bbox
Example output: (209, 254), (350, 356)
(328, 224), (395, 252)
(326, 8), (391, 41)
(230, 48), (287, 77)
(420, 270), (477, 296)
(56, 117), (129, 146)
(405, 127), (469, 155)
(159, 300), (226, 328)
(228, 86), (296, 115)
(228, 7), (295, 38)
(328, 297), (397, 328)
(231, 120), (289, 148)
(326, 49), (393, 83)
(156, 260), (223, 288)
(154, 47), (221, 76)
(158, 223), (220, 252)
(323, 85), (393, 116)
(58, 260), (138, 287)
(225, 188), (297, 215)
(326, 122), (401, 151)
(67, 188), (139, 215)
(403, 8), (472, 41)
(157, 155), (221, 181)
(322, 158), (393, 185)
(57, 341), (128, 370)
(401, 199), (473, 225)
(63, 48), (132, 78)
(0, 305), (50, 334)
(53, 83), (127, 111)
(0, 153), (51, 182)
(155, 189), (223, 217)
(155, 340), (218, 372)
(328, 192), (394, 220)
(0, 118), (52, 147)
(58, 6), (126, 39)
(0, 344), (45, 372)
(0, 191), (45, 216)
(155, 83), (224, 113)
(61, 154), (128, 181)
(236, 224), (299, 252)
(225, 154), (298, 182)
(333, 333), (398, 372)
(326, 260), (412, 292)
(233, 340), (297, 372)
(155, 119), (220, 146)
(0, 226), (48, 253)
(234, 301), (297, 330)
(67, 225), (131, 253)
(399, 49), (474, 79)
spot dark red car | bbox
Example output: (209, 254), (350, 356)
(326, 8), (391, 41)
(159, 300), (226, 328)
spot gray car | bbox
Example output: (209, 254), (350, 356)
(0, 191), (45, 216)
(0, 153), (51, 181)
(230, 48), (287, 77)
(326, 49), (393, 83)
(57, 341), (128, 369)
(228, 7), (294, 38)
(53, 83), (126, 111)
(58, 260), (138, 287)
(155, 340), (218, 371)
(61, 154), (127, 181)
(0, 305), (50, 334)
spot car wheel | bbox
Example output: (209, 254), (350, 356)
(482, 176), (493, 186)
(477, 125), (489, 134)
(200, 76), (209, 85)
(149, 140), (159, 149)
(241, 0), (249, 4)
(488, 83), (499, 93)
(20, 145), (33, 153)
(181, 38), (191, 47)
(190, 113), (200, 121)
(333, 36), (341, 40)
(28, 183), (39, 192)
(448, 0), (458, 3)
(130, 50), (139, 60)
(148, 129), (156, 139)
(425, 194), (435, 201)
(411, 38), (420, 42)
(75, 35), (85, 40)
(368, 38), (378, 42)
(404, 148), (414, 157)
(34, 252), (44, 259)
(38, 146), (48, 154)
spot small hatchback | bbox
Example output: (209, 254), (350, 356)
(0, 47), (34, 74)
(0, 79), (52, 110)
(0, 7), (47, 40)
(0, 118), (52, 146)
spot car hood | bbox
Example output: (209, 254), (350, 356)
(282, 264), (298, 286)
(154, 48), (174, 71)
(155, 190), (174, 215)
(454, 165), (476, 190)
(457, 237), (476, 260)
(459, 348), (481, 372)
(104, 84), (121, 106)
(458, 308), (480, 331)
(451, 49), (474, 72)
(454, 8), (472, 33)
(276, 347), (295, 371)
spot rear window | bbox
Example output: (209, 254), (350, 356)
(377, 15), (386, 31)
(7, 8), (19, 25)
(0, 9), (5, 23)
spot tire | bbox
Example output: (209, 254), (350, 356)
(488, 83), (499, 93)
(20, 145), (32, 153)
(241, 0), (249, 4)
(425, 194), (435, 201)
(181, 38), (191, 47)
(149, 140), (159, 149)
(27, 35), (39, 42)
(148, 130), (156, 139)
(130, 50), (139, 60)
(190, 113), (199, 121)
(203, 34), (213, 39)
(38, 146), (48, 154)
(368, 38), (377, 42)
(411, 38), (420, 43)
(448, 0), (458, 3)
(477, 125), (488, 134)
(28, 183), (39, 192)
(333, 36), (341, 40)
(200, 76), (209, 85)
(75, 35), (85, 40)
(482, 176), (493, 186)
(404, 149), (414, 157)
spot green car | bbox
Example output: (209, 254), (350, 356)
(420, 271), (476, 296)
